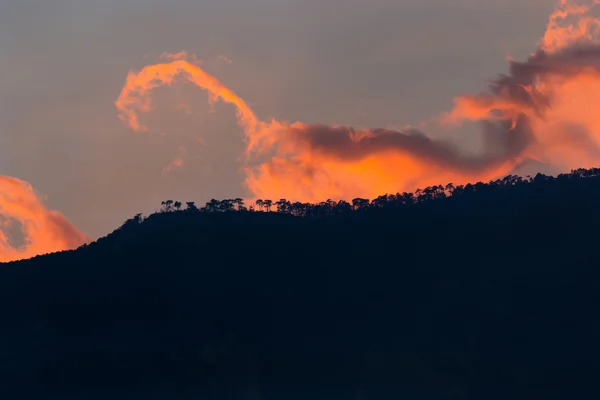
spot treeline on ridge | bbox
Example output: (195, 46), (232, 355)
(2, 167), (600, 398)
(125, 167), (600, 225)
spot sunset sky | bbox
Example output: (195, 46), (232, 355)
(0, 0), (574, 243)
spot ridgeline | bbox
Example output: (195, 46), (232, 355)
(2, 168), (600, 399)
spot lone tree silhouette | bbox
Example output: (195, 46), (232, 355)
(255, 199), (264, 211)
(263, 199), (273, 212)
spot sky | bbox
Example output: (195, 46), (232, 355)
(0, 0), (564, 241)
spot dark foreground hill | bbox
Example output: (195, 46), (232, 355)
(2, 170), (600, 399)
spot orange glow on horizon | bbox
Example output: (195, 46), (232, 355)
(4, 0), (600, 261)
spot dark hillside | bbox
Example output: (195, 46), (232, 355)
(1, 170), (600, 399)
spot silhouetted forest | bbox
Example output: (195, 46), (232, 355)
(2, 168), (600, 399)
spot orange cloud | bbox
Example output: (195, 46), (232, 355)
(7, 0), (600, 262)
(117, 1), (600, 205)
(541, 0), (600, 53)
(0, 176), (89, 262)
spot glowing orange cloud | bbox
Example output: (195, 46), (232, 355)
(8, 0), (600, 262)
(114, 58), (523, 202)
(542, 0), (600, 53)
(10, 1), (600, 263)
(0, 176), (89, 262)
(114, 57), (274, 153)
(114, 0), (600, 204)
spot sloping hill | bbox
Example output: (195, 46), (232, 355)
(1, 170), (600, 399)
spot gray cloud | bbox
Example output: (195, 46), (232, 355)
(284, 119), (529, 173)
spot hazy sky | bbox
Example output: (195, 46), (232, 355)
(0, 0), (558, 238)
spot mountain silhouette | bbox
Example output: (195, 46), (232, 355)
(2, 168), (600, 399)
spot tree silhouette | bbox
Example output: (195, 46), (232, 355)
(263, 199), (273, 212)
(233, 198), (245, 211)
(275, 199), (291, 214)
(255, 199), (264, 212)
(352, 198), (370, 210)
(185, 202), (198, 212)
(372, 195), (389, 208)
(335, 200), (352, 213)
(204, 199), (220, 212)
(290, 202), (306, 216)
(219, 199), (235, 212)
(174, 201), (182, 211)
(161, 200), (174, 212)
